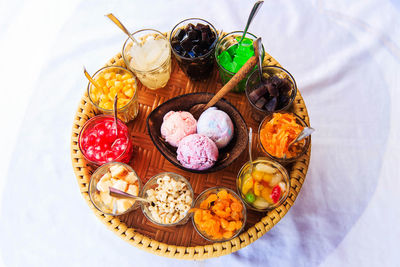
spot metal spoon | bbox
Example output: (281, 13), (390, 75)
(109, 187), (153, 204)
(288, 127), (315, 148)
(241, 127), (254, 189)
(238, 0), (264, 44)
(113, 94), (119, 135)
(189, 37), (262, 119)
(83, 67), (103, 93)
(256, 35), (264, 82)
(105, 13), (140, 46)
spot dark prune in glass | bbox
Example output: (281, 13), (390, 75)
(265, 97), (278, 112)
(266, 81), (279, 96)
(255, 97), (267, 109)
(249, 84), (267, 103)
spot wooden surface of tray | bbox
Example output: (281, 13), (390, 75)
(70, 49), (311, 259)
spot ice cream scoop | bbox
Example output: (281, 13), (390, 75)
(177, 134), (219, 170)
(161, 111), (197, 147)
(197, 107), (234, 149)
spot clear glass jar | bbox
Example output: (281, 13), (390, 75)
(78, 115), (134, 166)
(141, 172), (194, 226)
(258, 111), (310, 164)
(122, 29), (171, 90)
(87, 66), (139, 123)
(88, 162), (142, 216)
(245, 66), (297, 122)
(215, 31), (264, 93)
(191, 187), (247, 242)
(170, 18), (219, 81)
(236, 158), (290, 212)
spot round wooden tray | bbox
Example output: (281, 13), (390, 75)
(70, 50), (311, 259)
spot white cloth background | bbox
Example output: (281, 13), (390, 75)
(0, 0), (399, 266)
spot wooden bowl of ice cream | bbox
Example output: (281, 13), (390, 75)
(146, 92), (248, 173)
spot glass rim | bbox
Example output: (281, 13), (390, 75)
(140, 172), (194, 227)
(191, 186), (247, 242)
(245, 65), (298, 114)
(169, 17), (220, 61)
(122, 28), (171, 73)
(258, 111), (311, 163)
(236, 157), (290, 212)
(88, 161), (142, 216)
(78, 115), (132, 166)
(215, 31), (263, 76)
(86, 65), (138, 113)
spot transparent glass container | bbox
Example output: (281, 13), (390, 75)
(88, 162), (142, 216)
(245, 66), (297, 122)
(122, 29), (171, 90)
(78, 115), (133, 166)
(236, 158), (290, 212)
(258, 111), (310, 164)
(170, 18), (219, 81)
(191, 187), (246, 242)
(141, 172), (194, 226)
(215, 31), (264, 93)
(87, 66), (139, 123)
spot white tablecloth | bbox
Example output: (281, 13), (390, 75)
(1, 0), (399, 266)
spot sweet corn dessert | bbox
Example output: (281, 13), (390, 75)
(89, 69), (137, 110)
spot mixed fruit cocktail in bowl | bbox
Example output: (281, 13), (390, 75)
(237, 158), (290, 211)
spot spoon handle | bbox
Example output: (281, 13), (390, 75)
(113, 94), (119, 133)
(238, 0), (264, 43)
(83, 67), (103, 93)
(106, 13), (139, 45)
(289, 127), (315, 147)
(203, 38), (261, 110)
(109, 187), (151, 203)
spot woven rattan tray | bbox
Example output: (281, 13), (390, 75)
(70, 48), (311, 259)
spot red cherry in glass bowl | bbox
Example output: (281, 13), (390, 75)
(78, 115), (133, 166)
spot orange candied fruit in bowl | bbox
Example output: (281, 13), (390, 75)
(89, 69), (137, 110)
(260, 112), (305, 159)
(191, 189), (244, 241)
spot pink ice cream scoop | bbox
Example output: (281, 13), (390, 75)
(161, 111), (197, 147)
(197, 107), (234, 149)
(177, 134), (219, 170)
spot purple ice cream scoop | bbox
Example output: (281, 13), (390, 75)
(197, 107), (234, 149)
(176, 134), (218, 170)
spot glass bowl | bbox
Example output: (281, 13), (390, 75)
(258, 111), (310, 164)
(88, 162), (142, 216)
(245, 65), (297, 122)
(141, 172), (194, 226)
(87, 66), (138, 123)
(170, 18), (219, 81)
(78, 115), (133, 166)
(236, 158), (290, 212)
(191, 187), (247, 242)
(122, 29), (171, 90)
(215, 31), (265, 93)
